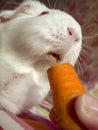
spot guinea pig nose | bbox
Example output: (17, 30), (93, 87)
(67, 27), (80, 42)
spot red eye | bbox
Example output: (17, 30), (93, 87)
(40, 11), (49, 15)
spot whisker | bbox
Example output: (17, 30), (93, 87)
(81, 49), (90, 57)
(75, 62), (79, 73)
(59, 0), (62, 10)
(51, 0), (55, 9)
(80, 51), (91, 65)
(80, 45), (92, 64)
(82, 45), (92, 56)
(82, 44), (93, 54)
(83, 33), (98, 40)
(61, 0), (65, 10)
(82, 43), (91, 49)
(78, 55), (82, 64)
(60, 0), (64, 11)
(78, 61), (83, 76)
(76, 58), (83, 76)
(61, 1), (69, 12)
(75, 61), (80, 74)
(53, 0), (58, 9)
(78, 54), (86, 65)
(46, 0), (52, 8)
(75, 49), (85, 76)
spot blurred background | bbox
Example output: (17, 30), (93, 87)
(0, 0), (98, 95)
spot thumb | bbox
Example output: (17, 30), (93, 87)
(75, 93), (98, 130)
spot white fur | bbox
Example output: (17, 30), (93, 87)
(0, 0), (82, 114)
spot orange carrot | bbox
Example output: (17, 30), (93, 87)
(47, 63), (86, 130)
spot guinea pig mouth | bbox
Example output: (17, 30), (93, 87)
(48, 52), (61, 62)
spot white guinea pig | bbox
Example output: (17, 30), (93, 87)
(0, 0), (82, 114)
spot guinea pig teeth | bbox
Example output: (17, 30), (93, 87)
(48, 52), (60, 61)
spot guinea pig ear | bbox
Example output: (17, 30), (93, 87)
(0, 3), (33, 23)
(12, 3), (33, 16)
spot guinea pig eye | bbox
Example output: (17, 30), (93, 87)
(40, 11), (49, 16)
